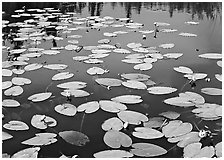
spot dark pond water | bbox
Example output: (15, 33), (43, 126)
(2, 2), (222, 158)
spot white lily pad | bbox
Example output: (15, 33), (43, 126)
(59, 130), (90, 146)
(24, 63), (43, 71)
(77, 101), (100, 113)
(28, 92), (52, 102)
(160, 29), (178, 33)
(97, 44), (116, 49)
(134, 63), (153, 71)
(215, 142), (222, 158)
(113, 48), (131, 54)
(55, 103), (77, 116)
(57, 81), (87, 89)
(102, 117), (124, 131)
(103, 130), (132, 148)
(2, 99), (20, 107)
(130, 143), (167, 157)
(61, 89), (90, 98)
(159, 111), (180, 120)
(159, 43), (175, 49)
(217, 60), (222, 67)
(122, 80), (147, 90)
(185, 21), (199, 25)
(99, 100), (127, 113)
(143, 57), (157, 63)
(4, 86), (23, 96)
(89, 53), (110, 59)
(22, 52), (42, 58)
(201, 88), (222, 96)
(133, 47), (149, 53)
(127, 42), (142, 49)
(68, 39), (79, 44)
(117, 110), (148, 125)
(179, 91), (205, 104)
(73, 56), (90, 61)
(122, 58), (143, 64)
(52, 72), (74, 81)
(104, 32), (117, 37)
(12, 68), (25, 75)
(42, 50), (60, 55)
(22, 133), (57, 146)
(65, 44), (79, 51)
(155, 22), (170, 26)
(163, 53), (183, 59)
(2, 131), (13, 141)
(91, 49), (111, 54)
(95, 78), (123, 87)
(94, 150), (133, 158)
(31, 114), (57, 129)
(173, 66), (193, 74)
(125, 53), (145, 59)
(11, 77), (31, 85)
(215, 74), (222, 82)
(2, 69), (13, 77)
(184, 73), (207, 81)
(87, 67), (108, 75)
(146, 53), (163, 59)
(111, 95), (143, 104)
(98, 38), (111, 44)
(3, 120), (29, 131)
(2, 81), (13, 90)
(198, 53), (222, 59)
(164, 97), (194, 107)
(147, 86), (177, 95)
(11, 147), (40, 158)
(179, 32), (197, 37)
(121, 73), (150, 81)
(84, 58), (103, 64)
(43, 64), (67, 70)
(132, 127), (164, 139)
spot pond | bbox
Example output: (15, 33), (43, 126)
(2, 2), (222, 158)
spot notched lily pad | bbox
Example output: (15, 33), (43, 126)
(31, 114), (57, 129)
(55, 103), (77, 116)
(102, 117), (123, 131)
(132, 127), (164, 139)
(3, 120), (29, 131)
(28, 92), (52, 102)
(77, 101), (100, 113)
(99, 100), (127, 113)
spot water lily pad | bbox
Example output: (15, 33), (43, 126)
(130, 143), (167, 157)
(155, 22), (170, 26)
(147, 86), (177, 95)
(162, 120), (192, 138)
(122, 80), (147, 90)
(217, 60), (222, 67)
(22, 133), (57, 146)
(143, 57), (157, 63)
(12, 68), (25, 75)
(104, 32), (117, 37)
(31, 114), (57, 129)
(2, 99), (20, 107)
(160, 29), (178, 33)
(65, 44), (79, 51)
(173, 66), (193, 74)
(146, 53), (163, 59)
(121, 73), (150, 81)
(52, 72), (74, 81)
(42, 50), (60, 55)
(2, 131), (13, 141)
(117, 110), (148, 125)
(93, 150), (133, 158)
(73, 56), (90, 61)
(2, 81), (13, 90)
(24, 63), (43, 71)
(99, 100), (127, 113)
(22, 52), (42, 58)
(127, 42), (142, 49)
(102, 117), (124, 131)
(11, 147), (40, 158)
(164, 97), (195, 107)
(103, 130), (132, 148)
(184, 73), (207, 81)
(68, 39), (79, 44)
(113, 48), (131, 54)
(11, 61), (28, 66)
(59, 130), (90, 146)
(95, 78), (123, 87)
(133, 47), (149, 53)
(179, 32), (197, 37)
(215, 74), (222, 82)
(61, 89), (90, 98)
(97, 44), (116, 49)
(201, 88), (222, 96)
(122, 58), (143, 64)
(159, 111), (180, 120)
(57, 81), (87, 89)
(87, 67), (108, 75)
(4, 86), (23, 96)
(55, 103), (77, 116)
(163, 53), (183, 59)
(215, 142), (222, 158)
(3, 120), (29, 131)
(84, 58), (104, 64)
(28, 92), (52, 102)
(134, 63), (153, 71)
(159, 43), (175, 49)
(11, 77), (31, 86)
(111, 95), (143, 104)
(179, 91), (205, 104)
(198, 53), (222, 59)
(185, 21), (199, 25)
(43, 64), (67, 70)
(98, 38), (111, 44)
(133, 127), (164, 139)
(77, 101), (100, 113)
(91, 49), (111, 54)
(2, 69), (13, 77)
(143, 117), (166, 128)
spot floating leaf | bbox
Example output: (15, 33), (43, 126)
(133, 127), (164, 139)
(73, 56), (89, 61)
(130, 143), (167, 157)
(87, 67), (108, 75)
(95, 78), (123, 87)
(215, 142), (222, 158)
(3, 120), (29, 131)
(117, 110), (148, 125)
(103, 130), (132, 148)
(28, 92), (52, 102)
(122, 80), (147, 90)
(21, 133), (57, 146)
(132, 47), (149, 53)
(162, 120), (192, 138)
(146, 53), (163, 59)
(217, 60), (222, 67)
(159, 111), (180, 120)
(198, 53), (222, 59)
(104, 32), (117, 37)
(112, 95), (143, 104)
(143, 57), (157, 63)
(2, 69), (13, 77)
(173, 66), (193, 74)
(2, 131), (13, 141)
(11, 147), (40, 158)
(160, 29), (177, 33)
(155, 22), (170, 26)
(31, 114), (57, 129)
(147, 86), (177, 95)
(215, 74), (222, 82)
(127, 42), (142, 49)
(2, 81), (13, 90)
(84, 58), (103, 64)
(163, 53), (183, 59)
(97, 44), (116, 49)
(185, 21), (199, 25)
(57, 81), (87, 89)
(113, 48), (131, 54)
(77, 101), (100, 113)
(102, 117), (123, 131)
(42, 50), (60, 55)
(159, 43), (175, 49)
(91, 49), (111, 54)
(61, 89), (90, 98)
(93, 150), (133, 158)
(11, 77), (31, 86)
(179, 32), (197, 37)
(201, 88), (222, 96)
(43, 64), (67, 70)
(12, 68), (25, 75)
(52, 72), (74, 81)
(59, 130), (90, 146)
(164, 97), (194, 107)
(55, 103), (77, 116)
(134, 63), (153, 71)
(143, 117), (166, 128)
(89, 53), (110, 59)
(122, 58), (143, 64)
(179, 91), (205, 104)
(184, 73), (207, 81)
(4, 86), (23, 96)
(2, 99), (20, 107)
(24, 63), (43, 71)
(99, 100), (127, 113)
(121, 73), (150, 82)
(65, 44), (79, 51)
(98, 38), (111, 44)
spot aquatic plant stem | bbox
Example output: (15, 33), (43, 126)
(80, 112), (86, 132)
(45, 81), (54, 92)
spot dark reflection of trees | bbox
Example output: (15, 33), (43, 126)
(88, 2), (103, 16)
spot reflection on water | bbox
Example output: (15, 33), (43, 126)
(2, 2), (222, 20)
